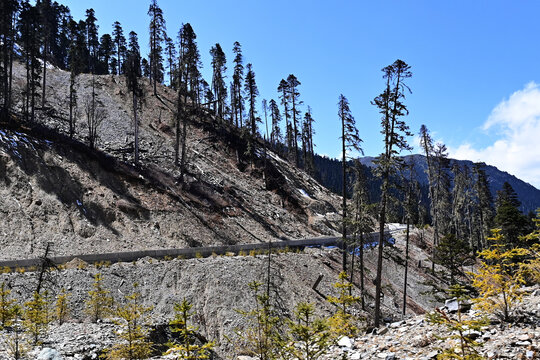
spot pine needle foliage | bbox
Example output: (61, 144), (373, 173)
(85, 273), (113, 322)
(56, 288), (70, 325)
(106, 283), (154, 360)
(0, 281), (17, 329)
(23, 291), (49, 345)
(235, 281), (280, 360)
(166, 298), (214, 359)
(327, 272), (360, 337)
(281, 302), (332, 360)
(427, 285), (488, 360)
(471, 229), (529, 322)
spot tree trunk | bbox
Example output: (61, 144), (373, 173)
(374, 173), (388, 327)
(403, 216), (410, 316)
(133, 91), (139, 165)
(69, 77), (74, 138)
(179, 94), (188, 182)
(359, 232), (365, 310)
(42, 38), (47, 108)
(341, 106), (347, 272)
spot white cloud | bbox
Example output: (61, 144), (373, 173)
(449, 82), (540, 189)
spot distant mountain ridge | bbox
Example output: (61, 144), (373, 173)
(315, 153), (540, 215)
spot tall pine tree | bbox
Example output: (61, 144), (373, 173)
(126, 31), (143, 166)
(210, 43), (226, 119)
(148, 0), (166, 95)
(338, 94), (363, 272)
(372, 60), (413, 327)
(112, 21), (126, 74)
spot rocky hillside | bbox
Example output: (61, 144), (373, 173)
(0, 225), (449, 359)
(323, 286), (540, 360)
(0, 61), (341, 260)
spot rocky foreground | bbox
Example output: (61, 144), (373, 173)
(322, 287), (540, 360)
(3, 285), (539, 359)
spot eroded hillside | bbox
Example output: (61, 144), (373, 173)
(0, 62), (341, 260)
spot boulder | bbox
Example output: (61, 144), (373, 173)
(337, 336), (353, 348)
(37, 348), (63, 360)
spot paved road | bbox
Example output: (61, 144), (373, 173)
(0, 230), (394, 270)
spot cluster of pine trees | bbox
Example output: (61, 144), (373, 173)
(333, 60), (538, 328)
(0, 273), (215, 360)
(0, 0), (317, 177)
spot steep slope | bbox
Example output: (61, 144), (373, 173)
(0, 62), (341, 260)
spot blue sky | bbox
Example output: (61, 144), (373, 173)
(61, 0), (540, 188)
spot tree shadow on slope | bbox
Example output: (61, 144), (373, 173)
(0, 125), (152, 234)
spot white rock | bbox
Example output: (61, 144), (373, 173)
(390, 320), (404, 328)
(36, 348), (63, 360)
(337, 336), (353, 348)
(444, 298), (459, 312)
(350, 352), (361, 360)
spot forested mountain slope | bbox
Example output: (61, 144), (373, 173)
(316, 153), (540, 215)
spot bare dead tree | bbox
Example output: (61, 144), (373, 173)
(84, 94), (105, 150)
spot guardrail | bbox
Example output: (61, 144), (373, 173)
(0, 231), (391, 270)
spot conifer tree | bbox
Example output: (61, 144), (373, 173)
(38, 0), (54, 107)
(338, 94), (363, 272)
(302, 107), (315, 175)
(67, 19), (85, 138)
(269, 99), (282, 150)
(496, 182), (521, 209)
(372, 59), (413, 327)
(148, 0), (166, 94)
(0, 0), (19, 119)
(85, 8), (99, 74)
(85, 273), (113, 323)
(98, 33), (114, 74)
(473, 163), (495, 249)
(472, 229), (529, 321)
(430, 142), (452, 272)
(126, 31), (143, 166)
(402, 161), (419, 314)
(0, 281), (17, 329)
(18, 0), (42, 122)
(55, 288), (70, 325)
(23, 291), (49, 345)
(327, 271), (360, 337)
(419, 125), (439, 256)
(176, 23), (199, 180)
(55, 4), (72, 69)
(287, 74), (302, 166)
(237, 281), (280, 360)
(210, 43), (227, 119)
(112, 21), (126, 74)
(164, 34), (176, 88)
(232, 41), (244, 128)
(281, 302), (331, 360)
(106, 283), (153, 360)
(166, 298), (214, 359)
(452, 163), (475, 246)
(349, 161), (372, 310)
(278, 79), (292, 157)
(244, 63), (259, 137)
